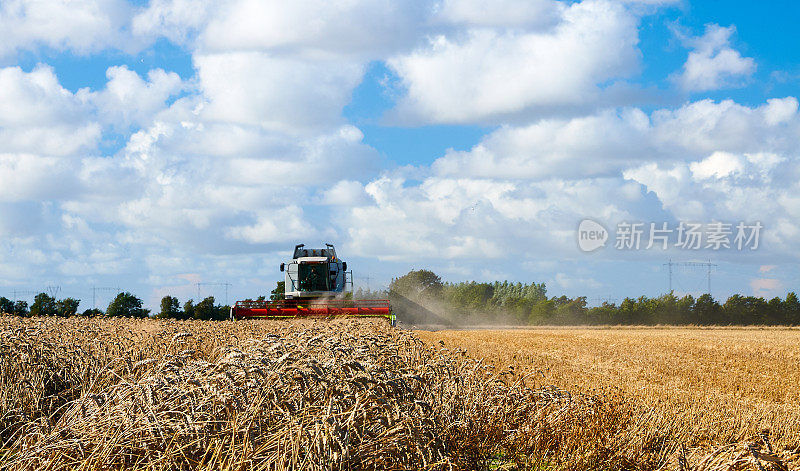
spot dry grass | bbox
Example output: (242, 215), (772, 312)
(1, 317), (797, 470)
(417, 326), (800, 470)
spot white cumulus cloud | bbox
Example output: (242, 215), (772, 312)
(131, 0), (214, 45)
(198, 0), (430, 58)
(388, 0), (640, 124)
(92, 66), (184, 130)
(436, 0), (565, 29)
(689, 151), (745, 180)
(0, 66), (99, 204)
(0, 0), (136, 59)
(0, 65), (99, 155)
(676, 24), (756, 92)
(194, 52), (364, 133)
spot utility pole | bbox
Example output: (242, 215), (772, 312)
(196, 282), (232, 305)
(664, 259), (673, 292)
(663, 260), (718, 295)
(46, 286), (61, 298)
(593, 297), (618, 306)
(362, 274), (372, 292)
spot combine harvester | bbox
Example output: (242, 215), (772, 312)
(231, 244), (394, 325)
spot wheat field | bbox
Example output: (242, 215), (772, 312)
(0, 316), (797, 470)
(418, 326), (800, 469)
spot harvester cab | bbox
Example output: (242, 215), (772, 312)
(281, 244), (347, 299)
(231, 243), (394, 325)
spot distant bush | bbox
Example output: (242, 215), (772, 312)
(81, 308), (103, 317)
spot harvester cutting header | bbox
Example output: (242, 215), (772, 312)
(231, 244), (394, 324)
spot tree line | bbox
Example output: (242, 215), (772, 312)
(0, 292), (152, 318)
(0, 292), (230, 320)
(0, 293), (82, 317)
(156, 295), (230, 320)
(388, 270), (800, 326)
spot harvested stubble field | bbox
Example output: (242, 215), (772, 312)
(418, 326), (800, 470)
(0, 316), (796, 471)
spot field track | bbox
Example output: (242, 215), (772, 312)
(1, 316), (798, 470)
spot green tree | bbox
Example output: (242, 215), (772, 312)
(491, 281), (547, 305)
(694, 294), (721, 325)
(0, 296), (13, 314)
(722, 294), (744, 324)
(183, 300), (195, 319)
(31, 293), (58, 316)
(766, 297), (784, 325)
(194, 296), (216, 320)
(191, 296), (228, 320)
(13, 300), (29, 317)
(676, 295), (695, 325)
(587, 301), (618, 325)
(785, 292), (800, 325)
(57, 298), (80, 317)
(721, 295), (767, 324)
(158, 295), (181, 319)
(270, 281), (285, 301)
(106, 292), (150, 318)
(615, 297), (638, 324)
(528, 299), (556, 324)
(390, 270), (443, 300)
(444, 282), (495, 310)
(554, 296), (588, 324)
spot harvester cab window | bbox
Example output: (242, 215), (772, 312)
(298, 263), (329, 292)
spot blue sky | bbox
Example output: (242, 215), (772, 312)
(1, 0), (799, 311)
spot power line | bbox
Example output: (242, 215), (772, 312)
(12, 290), (36, 303)
(357, 274), (372, 291)
(592, 297), (619, 306)
(196, 282), (232, 305)
(663, 259), (718, 295)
